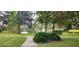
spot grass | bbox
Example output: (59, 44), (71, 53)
(1, 31), (79, 47)
(36, 30), (79, 47)
(38, 35), (79, 47)
(61, 29), (79, 36)
(0, 37), (26, 47)
(61, 32), (79, 36)
(0, 32), (33, 37)
(37, 29), (79, 47)
(0, 32), (28, 47)
(69, 29), (79, 32)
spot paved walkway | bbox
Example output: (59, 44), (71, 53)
(21, 36), (37, 47)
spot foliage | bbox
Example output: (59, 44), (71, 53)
(54, 30), (64, 34)
(38, 36), (79, 47)
(37, 11), (51, 32)
(36, 11), (68, 32)
(33, 32), (61, 43)
(36, 11), (79, 32)
(64, 23), (72, 32)
(8, 11), (18, 33)
(63, 11), (79, 31)
(17, 11), (35, 33)
(33, 32), (48, 43)
(48, 32), (61, 41)
(1, 11), (79, 34)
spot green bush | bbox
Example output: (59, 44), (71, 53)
(49, 32), (61, 41)
(0, 29), (2, 32)
(33, 32), (47, 43)
(54, 30), (63, 35)
(33, 32), (61, 43)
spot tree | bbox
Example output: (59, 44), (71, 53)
(16, 11), (21, 34)
(17, 11), (35, 33)
(8, 11), (18, 33)
(63, 11), (79, 31)
(49, 11), (67, 32)
(0, 11), (8, 32)
(36, 12), (44, 32)
(37, 11), (50, 32)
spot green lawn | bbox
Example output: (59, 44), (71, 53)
(69, 29), (79, 32)
(0, 32), (33, 37)
(62, 32), (79, 36)
(38, 36), (79, 47)
(38, 31), (79, 47)
(1, 32), (79, 47)
(0, 37), (26, 47)
(61, 29), (79, 36)
(0, 32), (28, 47)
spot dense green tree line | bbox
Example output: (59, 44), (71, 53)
(37, 11), (79, 32)
(0, 11), (79, 33)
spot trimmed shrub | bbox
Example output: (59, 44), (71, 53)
(49, 32), (61, 41)
(33, 32), (61, 43)
(0, 29), (2, 32)
(54, 30), (63, 35)
(33, 32), (47, 43)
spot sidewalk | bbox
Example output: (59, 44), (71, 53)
(21, 36), (37, 47)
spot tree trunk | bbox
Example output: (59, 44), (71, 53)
(17, 23), (20, 34)
(52, 23), (55, 32)
(17, 12), (21, 34)
(40, 23), (43, 32)
(28, 21), (32, 34)
(28, 26), (32, 34)
(45, 23), (47, 32)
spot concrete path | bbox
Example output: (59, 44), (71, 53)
(21, 36), (37, 47)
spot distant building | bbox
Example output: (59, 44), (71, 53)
(0, 11), (8, 31)
(0, 11), (8, 26)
